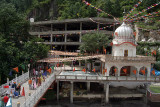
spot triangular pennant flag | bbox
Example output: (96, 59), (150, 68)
(123, 68), (127, 74)
(132, 70), (136, 75)
(152, 70), (155, 75)
(47, 68), (51, 74)
(21, 87), (25, 96)
(115, 32), (118, 36)
(92, 68), (95, 72)
(6, 97), (12, 107)
(152, 50), (156, 55)
(141, 70), (145, 75)
(73, 68), (75, 72)
(105, 69), (107, 73)
(114, 68), (117, 73)
(133, 32), (136, 37)
(57, 63), (59, 67)
(13, 67), (19, 73)
(104, 49), (106, 54)
(82, 68), (86, 72)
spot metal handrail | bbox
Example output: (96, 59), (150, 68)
(0, 72), (29, 95)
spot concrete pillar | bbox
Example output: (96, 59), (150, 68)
(65, 35), (67, 42)
(85, 60), (87, 68)
(50, 34), (53, 42)
(87, 82), (90, 92)
(105, 83), (109, 104)
(65, 23), (67, 42)
(101, 63), (104, 74)
(72, 61), (74, 71)
(137, 67), (140, 78)
(105, 63), (110, 76)
(57, 81), (59, 101)
(70, 81), (73, 103)
(79, 22), (82, 42)
(147, 66), (151, 78)
(38, 34), (40, 38)
(117, 66), (120, 77)
(79, 61), (81, 67)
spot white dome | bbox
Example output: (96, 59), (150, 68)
(114, 22), (133, 37)
(112, 22), (136, 45)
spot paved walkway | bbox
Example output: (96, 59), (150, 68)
(11, 65), (83, 107)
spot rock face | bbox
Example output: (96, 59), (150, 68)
(135, 24), (160, 42)
(27, 0), (58, 21)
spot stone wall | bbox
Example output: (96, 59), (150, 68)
(135, 24), (160, 42)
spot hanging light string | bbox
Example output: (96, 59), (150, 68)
(124, 0), (143, 20)
(126, 1), (160, 21)
(82, 0), (119, 21)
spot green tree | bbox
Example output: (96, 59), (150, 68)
(0, 2), (49, 84)
(79, 32), (111, 54)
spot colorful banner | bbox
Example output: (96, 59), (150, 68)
(82, 0), (118, 21)
(125, 0), (143, 20)
(127, 10), (160, 22)
(127, 1), (160, 20)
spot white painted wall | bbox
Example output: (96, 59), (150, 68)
(112, 43), (136, 57)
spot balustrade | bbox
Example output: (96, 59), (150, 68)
(0, 72), (29, 95)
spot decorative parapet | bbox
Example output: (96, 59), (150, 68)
(56, 75), (160, 82)
(105, 55), (156, 63)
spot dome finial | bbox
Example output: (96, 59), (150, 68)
(123, 8), (126, 22)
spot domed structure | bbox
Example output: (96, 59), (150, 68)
(112, 22), (136, 45)
(112, 22), (137, 57)
(114, 22), (133, 37)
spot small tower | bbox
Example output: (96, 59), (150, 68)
(112, 22), (137, 57)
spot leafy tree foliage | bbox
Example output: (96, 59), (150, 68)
(0, 2), (49, 84)
(79, 32), (110, 54)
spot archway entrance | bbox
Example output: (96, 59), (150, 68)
(139, 67), (148, 77)
(109, 66), (118, 76)
(120, 66), (137, 76)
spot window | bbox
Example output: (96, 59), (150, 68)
(124, 50), (128, 57)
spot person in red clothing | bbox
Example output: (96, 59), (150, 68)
(3, 94), (9, 106)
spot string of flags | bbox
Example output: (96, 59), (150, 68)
(126, 10), (160, 22)
(82, 0), (118, 21)
(126, 1), (160, 21)
(125, 0), (143, 20)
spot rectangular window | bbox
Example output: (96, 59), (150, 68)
(124, 50), (128, 57)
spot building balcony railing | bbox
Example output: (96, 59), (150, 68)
(105, 55), (156, 63)
(29, 30), (113, 35)
(55, 75), (160, 82)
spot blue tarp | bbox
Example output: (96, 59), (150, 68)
(151, 68), (160, 76)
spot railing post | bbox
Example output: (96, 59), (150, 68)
(22, 71), (24, 83)
(15, 74), (17, 84)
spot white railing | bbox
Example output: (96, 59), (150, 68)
(105, 55), (155, 62)
(21, 72), (55, 107)
(0, 72), (29, 95)
(56, 75), (160, 82)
